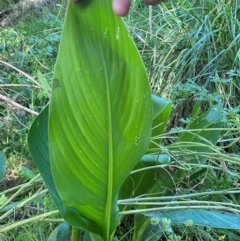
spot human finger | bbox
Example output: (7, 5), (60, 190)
(112, 0), (131, 16)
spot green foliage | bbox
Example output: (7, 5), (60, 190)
(0, 172), (62, 241)
(27, 1), (240, 241)
(134, 214), (165, 241)
(1, 0), (240, 240)
(47, 222), (69, 241)
(168, 103), (224, 165)
(145, 209), (240, 229)
(0, 151), (6, 181)
(127, 0), (240, 109)
(30, 0), (153, 239)
(28, 106), (96, 233)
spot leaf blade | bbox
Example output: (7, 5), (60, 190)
(28, 106), (101, 234)
(49, 1), (152, 238)
(143, 209), (240, 229)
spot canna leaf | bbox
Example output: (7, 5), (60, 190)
(49, 0), (152, 239)
(169, 104), (224, 164)
(47, 222), (69, 241)
(166, 104), (224, 182)
(150, 96), (171, 151)
(143, 209), (240, 229)
(28, 106), (101, 234)
(83, 231), (104, 241)
(119, 97), (172, 207)
(134, 214), (164, 241)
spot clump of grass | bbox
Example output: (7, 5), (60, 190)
(125, 0), (240, 240)
(0, 0), (65, 162)
(127, 0), (240, 108)
(0, 3), (65, 238)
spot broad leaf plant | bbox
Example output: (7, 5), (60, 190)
(28, 1), (240, 240)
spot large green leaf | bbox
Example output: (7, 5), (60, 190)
(119, 97), (172, 205)
(47, 222), (69, 241)
(83, 231), (104, 241)
(49, 1), (152, 239)
(169, 104), (224, 164)
(0, 151), (6, 182)
(119, 96), (172, 207)
(149, 96), (171, 151)
(119, 154), (174, 211)
(134, 214), (164, 241)
(176, 105), (225, 164)
(28, 106), (101, 234)
(167, 105), (224, 182)
(143, 209), (240, 229)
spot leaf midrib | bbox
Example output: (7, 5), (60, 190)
(105, 68), (113, 241)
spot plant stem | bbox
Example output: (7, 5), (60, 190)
(118, 200), (240, 209)
(120, 205), (240, 215)
(0, 59), (43, 88)
(0, 189), (48, 221)
(160, 128), (240, 136)
(118, 189), (240, 203)
(0, 174), (42, 212)
(130, 163), (239, 176)
(71, 226), (82, 241)
(0, 210), (60, 232)
(0, 93), (39, 116)
(0, 84), (41, 88)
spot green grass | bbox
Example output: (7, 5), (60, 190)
(127, 0), (240, 108)
(0, 0), (240, 240)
